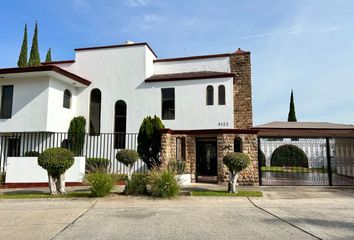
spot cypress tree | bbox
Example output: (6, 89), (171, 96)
(287, 90), (297, 122)
(137, 115), (165, 170)
(45, 48), (52, 62)
(28, 22), (41, 66)
(17, 24), (28, 67)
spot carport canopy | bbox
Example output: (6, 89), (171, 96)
(253, 121), (354, 138)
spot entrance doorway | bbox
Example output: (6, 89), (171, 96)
(196, 138), (217, 183)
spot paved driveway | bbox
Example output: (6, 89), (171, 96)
(0, 187), (353, 240)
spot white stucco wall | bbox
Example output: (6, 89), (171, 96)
(138, 77), (234, 130)
(153, 57), (230, 74)
(0, 77), (49, 132)
(54, 45), (234, 133)
(2, 44), (235, 134)
(0, 75), (79, 133)
(5, 156), (85, 183)
(46, 78), (77, 132)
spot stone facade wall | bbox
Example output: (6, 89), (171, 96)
(161, 132), (259, 186)
(160, 133), (197, 180)
(217, 133), (258, 185)
(230, 51), (253, 128)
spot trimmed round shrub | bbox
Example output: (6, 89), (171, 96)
(86, 158), (110, 173)
(223, 152), (250, 173)
(148, 169), (180, 198)
(271, 145), (308, 167)
(259, 150), (266, 167)
(86, 172), (114, 197)
(116, 149), (139, 166)
(38, 148), (74, 177)
(25, 151), (40, 157)
(125, 174), (148, 196)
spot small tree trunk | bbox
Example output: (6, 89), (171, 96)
(56, 174), (66, 194)
(229, 172), (240, 194)
(48, 173), (59, 195)
(127, 165), (133, 181)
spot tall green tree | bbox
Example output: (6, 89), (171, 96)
(45, 48), (52, 62)
(68, 116), (86, 156)
(287, 90), (297, 122)
(137, 116), (165, 170)
(17, 24), (28, 67)
(28, 22), (41, 66)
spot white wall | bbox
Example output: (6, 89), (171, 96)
(5, 157), (86, 183)
(55, 45), (234, 132)
(46, 78), (77, 132)
(153, 57), (230, 74)
(0, 77), (50, 132)
(0, 76), (79, 133)
(138, 77), (234, 130)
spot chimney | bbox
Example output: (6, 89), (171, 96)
(125, 40), (135, 45)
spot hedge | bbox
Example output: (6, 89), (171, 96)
(271, 144), (308, 167)
(259, 150), (266, 166)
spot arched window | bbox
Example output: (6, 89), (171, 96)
(218, 85), (225, 105)
(114, 100), (127, 149)
(206, 85), (213, 105)
(63, 89), (71, 109)
(89, 89), (101, 136)
(234, 137), (242, 153)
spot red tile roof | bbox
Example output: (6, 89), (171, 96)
(145, 71), (234, 82)
(0, 65), (91, 86)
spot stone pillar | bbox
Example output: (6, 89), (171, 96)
(230, 49), (253, 128)
(217, 133), (259, 186)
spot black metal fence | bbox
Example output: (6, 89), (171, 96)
(259, 137), (354, 186)
(0, 132), (146, 174)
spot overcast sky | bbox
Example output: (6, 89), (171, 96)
(0, 0), (353, 125)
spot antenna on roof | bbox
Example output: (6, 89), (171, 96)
(183, 48), (187, 56)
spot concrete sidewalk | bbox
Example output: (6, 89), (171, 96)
(1, 186), (354, 240)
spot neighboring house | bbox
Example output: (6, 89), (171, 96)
(0, 41), (258, 185)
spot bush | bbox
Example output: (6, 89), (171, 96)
(259, 150), (266, 167)
(86, 158), (110, 173)
(86, 172), (114, 197)
(24, 151), (40, 157)
(125, 174), (148, 196)
(271, 145), (308, 167)
(223, 152), (250, 173)
(223, 152), (251, 193)
(38, 148), (74, 177)
(110, 174), (127, 182)
(116, 149), (139, 166)
(137, 116), (165, 170)
(116, 149), (139, 180)
(68, 116), (86, 156)
(167, 160), (186, 174)
(148, 169), (180, 198)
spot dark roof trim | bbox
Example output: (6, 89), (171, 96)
(74, 42), (158, 58)
(254, 128), (354, 138)
(0, 65), (91, 86)
(154, 53), (231, 63)
(254, 127), (354, 131)
(42, 60), (75, 65)
(145, 71), (234, 83)
(161, 128), (259, 135)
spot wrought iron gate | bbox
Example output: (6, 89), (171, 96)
(259, 137), (354, 186)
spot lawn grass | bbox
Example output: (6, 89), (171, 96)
(190, 190), (262, 197)
(261, 166), (327, 173)
(0, 191), (91, 199)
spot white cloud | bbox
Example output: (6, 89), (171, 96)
(236, 24), (341, 40)
(125, 0), (148, 7)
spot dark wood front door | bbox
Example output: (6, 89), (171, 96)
(196, 139), (217, 182)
